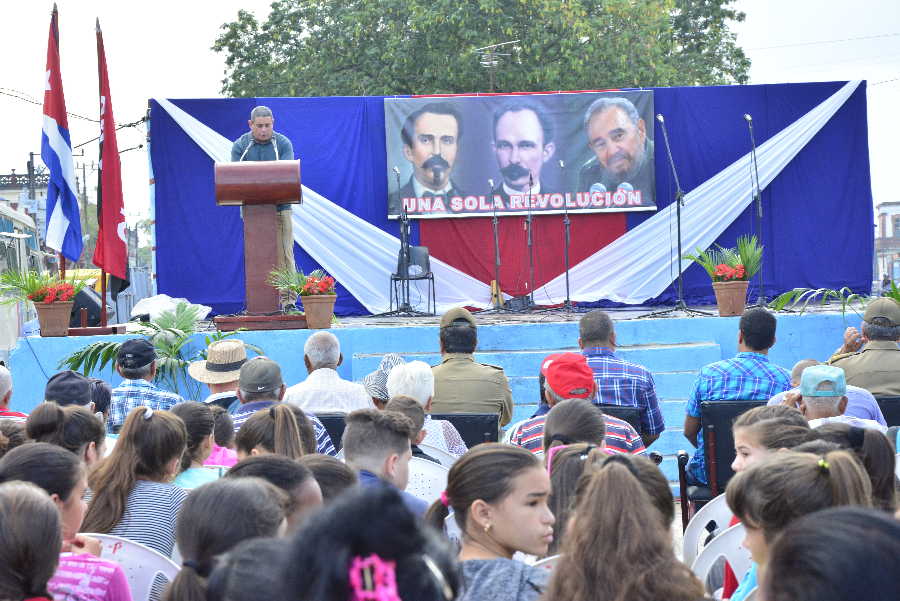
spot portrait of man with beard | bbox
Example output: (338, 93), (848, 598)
(394, 102), (465, 206)
(576, 96), (655, 204)
(491, 100), (556, 206)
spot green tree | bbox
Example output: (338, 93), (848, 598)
(213, 0), (749, 98)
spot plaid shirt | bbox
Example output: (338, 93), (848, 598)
(509, 414), (646, 456)
(582, 347), (665, 436)
(107, 379), (184, 434)
(231, 400), (337, 457)
(686, 352), (791, 485)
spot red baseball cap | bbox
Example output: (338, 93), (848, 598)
(541, 352), (595, 399)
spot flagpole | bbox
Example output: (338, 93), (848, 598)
(100, 268), (108, 326)
(59, 252), (65, 279)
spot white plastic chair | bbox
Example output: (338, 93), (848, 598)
(103, 436), (118, 457)
(532, 554), (559, 571)
(445, 512), (461, 547)
(682, 493), (733, 565)
(84, 533), (180, 601)
(690, 523), (752, 590)
(895, 453), (899, 480)
(417, 442), (458, 468)
(405, 457), (449, 504)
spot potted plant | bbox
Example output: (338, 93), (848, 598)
(0, 270), (86, 336)
(268, 267), (337, 329)
(684, 235), (762, 316)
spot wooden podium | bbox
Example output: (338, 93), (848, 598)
(211, 160), (308, 331)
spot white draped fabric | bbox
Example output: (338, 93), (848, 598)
(154, 81), (858, 311)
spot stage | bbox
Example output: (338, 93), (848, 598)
(8, 307), (857, 485)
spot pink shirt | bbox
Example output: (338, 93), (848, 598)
(48, 552), (132, 601)
(204, 443), (238, 467)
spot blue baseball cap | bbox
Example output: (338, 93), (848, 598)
(800, 365), (846, 397)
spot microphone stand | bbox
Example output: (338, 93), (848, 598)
(538, 160), (577, 314)
(524, 173), (536, 309)
(480, 180), (515, 314)
(746, 115), (767, 306)
(374, 168), (433, 317)
(643, 114), (712, 318)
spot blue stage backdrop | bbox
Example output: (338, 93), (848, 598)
(149, 81), (872, 316)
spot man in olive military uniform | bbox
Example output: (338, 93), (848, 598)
(828, 297), (900, 397)
(430, 307), (514, 426)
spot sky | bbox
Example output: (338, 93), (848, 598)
(0, 0), (898, 229)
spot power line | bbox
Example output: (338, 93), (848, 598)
(0, 88), (99, 123)
(749, 31), (900, 51)
(872, 76), (900, 86)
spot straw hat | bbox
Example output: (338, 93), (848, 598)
(188, 339), (248, 384)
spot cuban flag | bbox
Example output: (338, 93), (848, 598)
(41, 5), (82, 262)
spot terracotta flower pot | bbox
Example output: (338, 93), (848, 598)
(299, 295), (336, 329)
(35, 301), (74, 336)
(712, 280), (749, 317)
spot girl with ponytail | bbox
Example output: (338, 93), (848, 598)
(0, 482), (62, 601)
(235, 404), (305, 460)
(724, 449), (872, 601)
(170, 402), (219, 489)
(81, 406), (187, 557)
(26, 402), (106, 469)
(424, 444), (553, 601)
(161, 478), (287, 601)
(545, 453), (705, 601)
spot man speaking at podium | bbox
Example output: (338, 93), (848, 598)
(231, 105), (297, 276)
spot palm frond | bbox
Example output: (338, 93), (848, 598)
(736, 235), (763, 278)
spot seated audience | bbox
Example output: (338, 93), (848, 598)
(0, 419), (26, 459)
(205, 405), (238, 467)
(425, 444), (554, 601)
(342, 408), (427, 516)
(546, 445), (671, 556)
(805, 422), (897, 512)
(207, 538), (291, 601)
(283, 486), (460, 601)
(430, 308), (513, 426)
(0, 443), (131, 601)
(510, 353), (645, 455)
(44, 370), (93, 409)
(108, 338), (184, 434)
(232, 357), (335, 455)
(81, 406), (188, 557)
(26, 402), (106, 470)
(235, 404), (306, 460)
(730, 404), (811, 473)
(578, 310), (665, 445)
(684, 308), (791, 486)
(827, 297), (900, 396)
(0, 364), (25, 419)
(782, 365), (887, 432)
(768, 359), (886, 426)
(363, 352), (406, 409)
(171, 402), (219, 489)
(761, 506), (900, 601)
(162, 478), (287, 601)
(385, 395), (440, 463)
(226, 455), (323, 531)
(725, 449), (872, 601)
(545, 453), (704, 601)
(297, 454), (358, 502)
(0, 481), (63, 601)
(387, 360), (467, 456)
(188, 338), (248, 411)
(284, 331), (373, 413)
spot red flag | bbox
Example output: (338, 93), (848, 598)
(93, 19), (129, 296)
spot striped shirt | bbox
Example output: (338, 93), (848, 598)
(107, 379), (183, 434)
(49, 552), (131, 601)
(582, 347), (665, 436)
(509, 414), (646, 456)
(686, 352), (791, 485)
(107, 480), (188, 557)
(231, 400), (337, 456)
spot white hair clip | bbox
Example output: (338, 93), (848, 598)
(143, 407), (153, 420)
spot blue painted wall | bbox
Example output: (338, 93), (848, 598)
(9, 311), (859, 482)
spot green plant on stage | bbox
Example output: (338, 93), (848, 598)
(267, 266), (336, 297)
(684, 235), (762, 282)
(59, 301), (263, 399)
(768, 287), (867, 317)
(0, 270), (87, 305)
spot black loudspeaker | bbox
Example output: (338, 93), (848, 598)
(69, 287), (103, 327)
